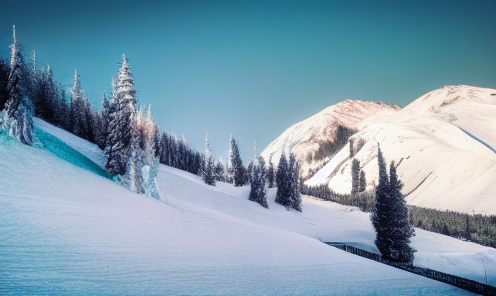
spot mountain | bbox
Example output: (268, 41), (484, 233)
(265, 85), (496, 215)
(1, 118), (494, 294)
(260, 100), (400, 179)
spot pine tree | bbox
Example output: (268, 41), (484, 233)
(202, 133), (215, 186)
(249, 153), (268, 208)
(371, 144), (392, 261)
(351, 158), (360, 196)
(267, 157), (275, 188)
(229, 135), (245, 186)
(288, 152), (302, 212)
(105, 55), (137, 176)
(275, 151), (291, 209)
(388, 160), (415, 264)
(359, 170), (366, 192)
(214, 161), (225, 182)
(140, 105), (160, 198)
(0, 26), (33, 146)
(371, 144), (415, 265)
(0, 58), (9, 111)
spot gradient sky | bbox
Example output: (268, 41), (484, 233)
(1, 0), (495, 163)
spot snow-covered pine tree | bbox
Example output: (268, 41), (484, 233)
(229, 135), (245, 186)
(351, 158), (360, 196)
(371, 145), (415, 265)
(388, 160), (415, 265)
(275, 151), (291, 209)
(249, 154), (268, 208)
(94, 91), (110, 149)
(125, 109), (144, 193)
(288, 152), (302, 212)
(140, 105), (160, 198)
(0, 58), (9, 111)
(105, 55), (137, 177)
(359, 170), (366, 192)
(0, 26), (33, 146)
(202, 133), (215, 186)
(124, 105), (160, 198)
(267, 157), (275, 188)
(214, 160), (225, 182)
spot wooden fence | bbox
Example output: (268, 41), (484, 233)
(323, 242), (496, 296)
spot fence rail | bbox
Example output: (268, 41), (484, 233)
(323, 242), (496, 296)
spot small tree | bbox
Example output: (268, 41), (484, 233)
(351, 158), (360, 196)
(275, 151), (291, 208)
(288, 152), (302, 212)
(249, 155), (268, 208)
(267, 157), (275, 188)
(229, 135), (245, 186)
(359, 170), (366, 192)
(202, 133), (215, 186)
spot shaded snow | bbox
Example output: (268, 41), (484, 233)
(0, 121), (490, 295)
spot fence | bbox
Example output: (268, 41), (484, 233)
(323, 242), (496, 296)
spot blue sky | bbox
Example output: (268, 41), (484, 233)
(1, 0), (495, 163)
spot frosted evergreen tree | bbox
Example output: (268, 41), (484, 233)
(124, 105), (160, 198)
(105, 55), (137, 176)
(229, 134), (244, 186)
(214, 160), (225, 182)
(125, 109), (143, 193)
(288, 152), (302, 212)
(359, 170), (366, 192)
(249, 153), (268, 208)
(351, 159), (360, 196)
(0, 58), (9, 111)
(0, 26), (33, 146)
(202, 133), (215, 186)
(275, 151), (291, 209)
(139, 105), (160, 198)
(69, 69), (93, 140)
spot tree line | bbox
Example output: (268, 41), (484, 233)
(0, 26), (304, 211)
(302, 145), (496, 250)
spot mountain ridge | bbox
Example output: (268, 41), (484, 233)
(262, 85), (496, 215)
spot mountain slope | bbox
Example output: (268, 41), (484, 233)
(260, 100), (400, 179)
(263, 85), (496, 215)
(1, 119), (493, 295)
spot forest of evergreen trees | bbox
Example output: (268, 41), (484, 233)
(302, 174), (496, 249)
(0, 26), (303, 210)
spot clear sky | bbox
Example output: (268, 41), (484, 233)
(1, 0), (495, 163)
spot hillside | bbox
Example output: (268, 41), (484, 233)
(263, 85), (496, 215)
(1, 119), (495, 295)
(260, 100), (400, 179)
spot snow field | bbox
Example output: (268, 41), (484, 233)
(0, 121), (488, 295)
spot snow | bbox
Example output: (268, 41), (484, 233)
(304, 85), (496, 215)
(2, 122), (494, 294)
(260, 100), (400, 179)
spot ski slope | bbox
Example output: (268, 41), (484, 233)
(1, 119), (495, 295)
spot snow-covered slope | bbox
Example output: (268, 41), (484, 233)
(276, 85), (496, 215)
(1, 119), (494, 295)
(261, 100), (400, 179)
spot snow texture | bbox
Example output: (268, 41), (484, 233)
(1, 119), (494, 295)
(266, 85), (496, 215)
